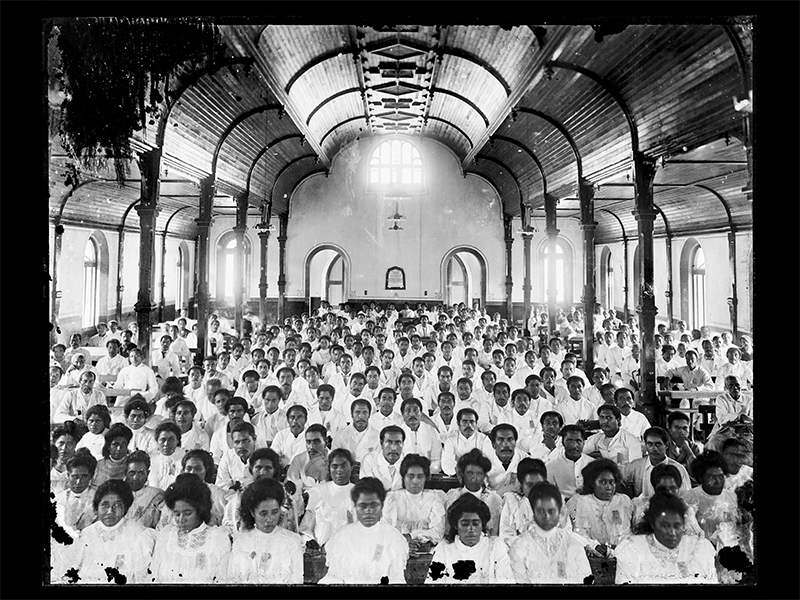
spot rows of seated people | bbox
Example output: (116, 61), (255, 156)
(48, 302), (754, 584)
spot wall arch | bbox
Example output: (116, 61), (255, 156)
(87, 229), (110, 326)
(440, 246), (487, 307)
(304, 243), (351, 314)
(599, 245), (613, 310)
(214, 230), (253, 304)
(536, 235), (575, 304)
(679, 237), (706, 329)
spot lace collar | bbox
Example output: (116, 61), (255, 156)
(177, 521), (210, 550)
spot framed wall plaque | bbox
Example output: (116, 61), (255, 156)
(386, 266), (406, 290)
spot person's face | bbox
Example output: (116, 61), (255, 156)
(563, 431), (584, 461)
(338, 355), (353, 373)
(423, 354), (435, 371)
(317, 390), (333, 412)
(654, 476), (680, 496)
(203, 359), (216, 373)
(227, 403), (246, 426)
(482, 372), (496, 391)
(398, 377), (414, 397)
(727, 348), (741, 364)
(701, 340), (713, 356)
(355, 492), (383, 527)
(306, 432), (326, 458)
(567, 380), (584, 400)
(593, 470), (616, 501)
(598, 409), (619, 435)
(107, 342), (119, 357)
(108, 436), (128, 460)
(278, 371), (294, 388)
(86, 413), (105, 435)
(542, 370), (556, 387)
(218, 353), (231, 369)
(725, 377), (742, 400)
(126, 409), (147, 430)
(188, 369), (202, 387)
(456, 511), (483, 547)
(458, 413), (477, 438)
(617, 334), (628, 348)
(157, 431), (178, 456)
(631, 344), (641, 361)
(701, 466), (726, 495)
(493, 429), (516, 462)
(438, 396), (455, 419)
(183, 457), (208, 481)
(287, 410), (307, 436)
(668, 419), (690, 443)
(97, 491), (127, 528)
(662, 346), (676, 361)
(329, 455), (352, 486)
(242, 376), (258, 394)
(70, 335), (81, 349)
(456, 381), (472, 401)
(652, 511), (684, 549)
(68, 465), (92, 494)
(521, 472), (545, 497)
(561, 362), (575, 380)
(250, 498), (281, 534)
(503, 360), (516, 377)
(402, 402), (421, 430)
(542, 415), (561, 439)
(305, 367), (320, 387)
(604, 332), (615, 346)
(685, 352), (697, 370)
(592, 370), (608, 387)
(403, 464), (426, 494)
(352, 405), (371, 431)
(76, 369), (95, 392)
(174, 405), (195, 432)
(615, 391), (634, 416)
(172, 499), (202, 533)
(492, 353), (504, 368)
(160, 337), (171, 352)
(462, 464), (486, 492)
(267, 348), (280, 363)
(533, 497), (561, 531)
(125, 461), (149, 492)
(50, 368), (62, 387)
(382, 432), (404, 464)
(232, 431), (256, 461)
(722, 446), (749, 474)
(251, 458), (276, 480)
(257, 361), (271, 379)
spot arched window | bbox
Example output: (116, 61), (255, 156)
(175, 243), (189, 312)
(691, 246), (706, 329)
(82, 237), (98, 326)
(605, 251), (614, 311)
(368, 139), (423, 189)
(215, 232), (251, 303)
(540, 238), (573, 304)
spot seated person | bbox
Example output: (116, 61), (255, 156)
(95, 339), (128, 384)
(584, 367), (610, 407)
(113, 348), (159, 403)
(444, 449), (503, 537)
(431, 391), (459, 443)
(210, 396), (252, 464)
(545, 424), (593, 501)
(271, 404), (310, 467)
(286, 424), (330, 494)
(666, 411), (702, 473)
(486, 424), (528, 496)
(94, 422), (133, 486)
(664, 350), (714, 392)
(369, 387), (404, 431)
(615, 387), (650, 440)
(527, 411), (564, 462)
(620, 426), (691, 498)
(174, 399), (210, 452)
(615, 492), (718, 584)
(708, 375), (753, 443)
(508, 482), (592, 583)
(398, 398), (442, 474)
(177, 449), (229, 527)
(501, 389), (541, 448)
(299, 448), (356, 548)
(53, 449), (98, 538)
(359, 425), (406, 492)
(426, 494), (514, 584)
(582, 404), (643, 465)
(319, 477), (409, 584)
(252, 386), (288, 446)
(124, 450), (165, 529)
(75, 404), (112, 460)
(331, 399), (381, 467)
(383, 454), (447, 550)
(307, 383), (348, 436)
(554, 376), (596, 427)
(215, 421), (259, 493)
(441, 408), (495, 477)
(565, 458), (633, 558)
(148, 421), (186, 491)
(631, 463), (703, 536)
(715, 347), (753, 390)
(721, 438), (753, 492)
(54, 371), (106, 424)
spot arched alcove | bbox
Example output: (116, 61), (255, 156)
(440, 246), (487, 307)
(304, 243), (351, 314)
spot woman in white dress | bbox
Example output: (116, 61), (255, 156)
(681, 450), (740, 549)
(565, 458), (633, 559)
(383, 454), (447, 551)
(227, 477), (305, 583)
(631, 463), (703, 536)
(426, 492), (515, 584)
(75, 404), (111, 460)
(151, 473), (231, 583)
(54, 479), (155, 584)
(615, 491), (718, 584)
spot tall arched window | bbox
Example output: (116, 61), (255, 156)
(605, 251), (614, 311)
(540, 238), (573, 304)
(216, 232), (251, 303)
(691, 246), (706, 329)
(368, 139), (423, 189)
(175, 243), (188, 311)
(82, 237), (98, 326)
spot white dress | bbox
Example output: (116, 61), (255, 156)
(426, 535), (515, 584)
(298, 481), (353, 545)
(614, 534), (718, 584)
(319, 521), (409, 584)
(382, 489), (447, 544)
(151, 522), (231, 583)
(565, 493), (633, 548)
(499, 492), (572, 547)
(55, 517), (155, 584)
(227, 526), (304, 584)
(507, 523), (592, 583)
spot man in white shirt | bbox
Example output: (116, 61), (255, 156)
(431, 391), (459, 443)
(327, 353), (355, 398)
(583, 404), (643, 465)
(441, 408), (495, 476)
(153, 334), (182, 380)
(656, 344), (682, 378)
(113, 348), (159, 402)
(287, 424), (331, 494)
(554, 376), (596, 426)
(487, 423), (528, 496)
(452, 377), (491, 431)
(359, 425), (406, 492)
(422, 366), (454, 416)
(307, 384), (348, 437)
(619, 426), (691, 498)
(545, 425), (593, 501)
(215, 421), (258, 492)
(89, 322), (112, 347)
(331, 399), (381, 465)
(252, 385), (288, 446)
(202, 354), (232, 391)
(54, 371), (106, 424)
(95, 339), (128, 384)
(664, 350), (714, 391)
(174, 399), (211, 452)
(527, 411), (564, 462)
(605, 331), (631, 380)
(333, 372), (370, 418)
(616, 387), (650, 440)
(398, 398), (442, 474)
(209, 396), (251, 464)
(708, 375), (753, 440)
(368, 387), (404, 432)
(271, 404), (310, 467)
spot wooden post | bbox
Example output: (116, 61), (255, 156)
(51, 221), (63, 346)
(633, 151), (659, 423)
(727, 228), (739, 339)
(664, 234), (674, 329)
(258, 227), (270, 326)
(195, 175), (215, 362)
(579, 178), (597, 375)
(521, 207), (533, 333)
(622, 235), (630, 321)
(234, 192), (248, 337)
(159, 230), (168, 323)
(503, 216), (514, 324)
(277, 214), (288, 323)
(544, 193), (559, 335)
(133, 148), (161, 360)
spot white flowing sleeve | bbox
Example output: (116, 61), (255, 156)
(489, 538), (516, 583)
(441, 436), (458, 476)
(409, 492), (446, 544)
(499, 494), (518, 546)
(613, 536), (641, 584)
(692, 537), (719, 583)
(566, 534), (592, 582)
(507, 536), (531, 583)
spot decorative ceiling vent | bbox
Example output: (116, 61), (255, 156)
(376, 112), (416, 122)
(381, 69), (415, 79)
(372, 82), (423, 96)
(373, 25), (420, 33)
(372, 43), (426, 61)
(382, 99), (412, 109)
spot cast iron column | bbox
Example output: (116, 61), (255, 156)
(159, 229), (168, 322)
(233, 192), (248, 336)
(195, 175), (215, 362)
(544, 193), (559, 335)
(258, 227), (271, 326)
(664, 234), (674, 329)
(277, 213), (288, 323)
(503, 216), (514, 323)
(522, 207), (533, 333)
(579, 178), (597, 374)
(727, 228), (739, 339)
(622, 235), (630, 321)
(633, 151), (659, 422)
(134, 148), (161, 359)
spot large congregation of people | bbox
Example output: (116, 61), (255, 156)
(49, 301), (754, 585)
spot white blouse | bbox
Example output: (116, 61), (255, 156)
(614, 534), (718, 584)
(227, 526), (304, 584)
(383, 489), (446, 544)
(426, 535), (514, 584)
(151, 522), (231, 583)
(507, 523), (592, 584)
(565, 493), (633, 547)
(319, 521), (409, 584)
(299, 481), (354, 546)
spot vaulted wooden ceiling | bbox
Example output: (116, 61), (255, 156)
(48, 20), (753, 243)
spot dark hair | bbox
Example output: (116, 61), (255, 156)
(399, 454), (431, 482)
(527, 481), (563, 510)
(456, 448), (491, 477)
(559, 424), (586, 438)
(154, 421), (182, 446)
(225, 396), (249, 413)
(579, 458), (622, 496)
(400, 397), (423, 413)
(721, 438), (750, 453)
(163, 472), (213, 524)
(350, 477), (387, 505)
(124, 396), (151, 418)
(102, 423), (133, 459)
(492, 381), (510, 394)
(643, 426), (669, 445)
(52, 422), (80, 444)
(174, 399), (198, 417)
(231, 421), (256, 439)
(650, 463), (683, 489)
(597, 403), (622, 420)
(489, 423), (518, 443)
(239, 478), (286, 531)
(182, 449), (216, 483)
(525, 374), (542, 386)
(67, 450), (98, 477)
(566, 375), (584, 388)
(378, 387), (397, 400)
(516, 457), (547, 485)
(691, 449), (730, 481)
(249, 447), (281, 474)
(511, 388), (531, 404)
(316, 383), (336, 397)
(328, 448), (354, 469)
(667, 411), (691, 427)
(539, 410), (564, 427)
(443, 493), (491, 543)
(262, 385), (282, 400)
(126, 449), (151, 470)
(306, 423), (328, 440)
(380, 425), (405, 443)
(241, 369), (259, 381)
(456, 407), (478, 423)
(161, 376), (185, 396)
(641, 492), (687, 532)
(212, 388), (232, 403)
(437, 391), (455, 404)
(286, 404), (308, 418)
(92, 478), (134, 514)
(350, 398), (372, 415)
(85, 404), (112, 428)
